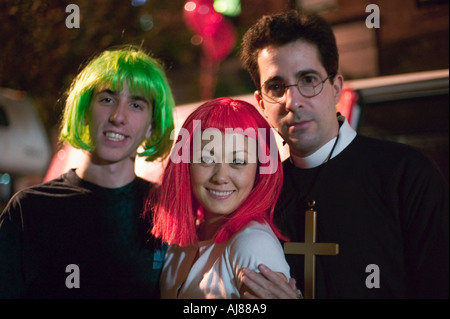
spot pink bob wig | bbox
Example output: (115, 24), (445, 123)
(149, 97), (287, 246)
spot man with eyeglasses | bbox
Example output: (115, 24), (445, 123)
(239, 10), (448, 299)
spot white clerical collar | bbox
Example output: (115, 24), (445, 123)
(290, 115), (357, 169)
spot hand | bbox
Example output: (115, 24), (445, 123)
(241, 264), (301, 299)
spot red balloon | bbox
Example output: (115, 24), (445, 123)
(183, 0), (223, 36)
(202, 18), (236, 62)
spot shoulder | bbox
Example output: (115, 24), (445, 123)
(1, 172), (89, 217)
(341, 135), (440, 173)
(369, 135), (442, 167)
(227, 221), (290, 278)
(228, 222), (285, 260)
(16, 172), (91, 199)
(352, 135), (428, 160)
(345, 136), (447, 193)
(231, 221), (278, 242)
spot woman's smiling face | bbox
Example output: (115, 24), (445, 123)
(190, 130), (258, 219)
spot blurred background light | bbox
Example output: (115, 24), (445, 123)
(0, 173), (11, 185)
(131, 0), (147, 6)
(140, 14), (154, 31)
(213, 0), (241, 16)
(191, 34), (203, 45)
(184, 1), (196, 12)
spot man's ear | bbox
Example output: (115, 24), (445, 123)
(145, 123), (153, 140)
(254, 90), (267, 117)
(332, 74), (344, 105)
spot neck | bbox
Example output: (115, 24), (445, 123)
(290, 115), (356, 169)
(197, 214), (226, 241)
(290, 134), (339, 169)
(76, 153), (137, 188)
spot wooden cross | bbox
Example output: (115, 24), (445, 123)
(284, 207), (339, 299)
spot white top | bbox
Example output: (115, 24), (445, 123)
(160, 221), (291, 299)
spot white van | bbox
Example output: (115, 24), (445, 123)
(0, 87), (51, 207)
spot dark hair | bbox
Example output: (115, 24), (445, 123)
(240, 9), (339, 88)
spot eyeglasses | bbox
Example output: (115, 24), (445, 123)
(259, 73), (335, 104)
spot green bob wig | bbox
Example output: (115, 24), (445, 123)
(60, 45), (175, 161)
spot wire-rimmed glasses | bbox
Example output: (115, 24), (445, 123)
(259, 73), (335, 104)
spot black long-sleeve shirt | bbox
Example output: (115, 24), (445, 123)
(0, 169), (165, 299)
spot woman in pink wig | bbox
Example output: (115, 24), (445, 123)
(147, 97), (292, 299)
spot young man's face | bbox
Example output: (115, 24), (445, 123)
(87, 83), (153, 165)
(254, 39), (343, 158)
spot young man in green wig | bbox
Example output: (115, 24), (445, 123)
(0, 46), (175, 298)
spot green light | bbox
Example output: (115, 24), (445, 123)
(213, 0), (241, 17)
(0, 173), (11, 184)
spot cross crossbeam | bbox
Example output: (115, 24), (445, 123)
(284, 209), (339, 299)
